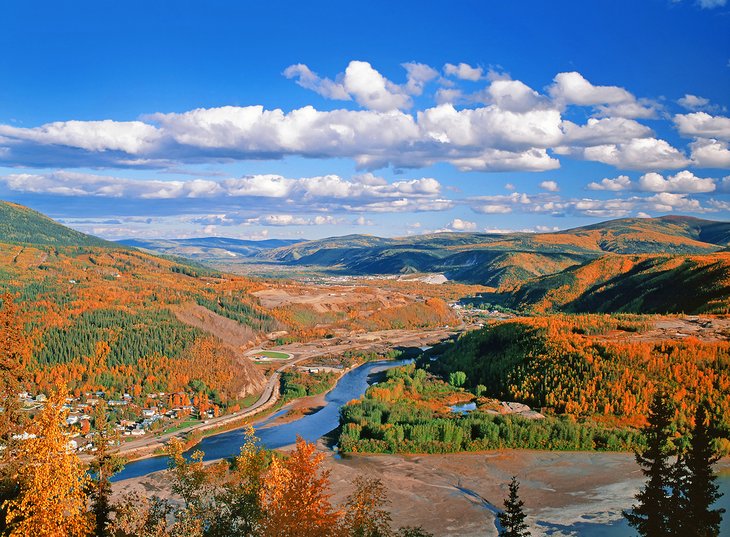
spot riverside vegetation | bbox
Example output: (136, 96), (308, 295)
(339, 315), (730, 455)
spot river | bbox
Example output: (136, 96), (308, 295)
(113, 358), (730, 536)
(113, 358), (412, 481)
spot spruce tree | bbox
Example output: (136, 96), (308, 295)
(498, 476), (531, 537)
(624, 392), (675, 537)
(682, 401), (725, 537)
(89, 403), (124, 537)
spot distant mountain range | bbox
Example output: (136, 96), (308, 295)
(2, 200), (728, 315)
(118, 237), (301, 262)
(113, 214), (730, 314)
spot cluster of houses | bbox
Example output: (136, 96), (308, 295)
(16, 389), (218, 452)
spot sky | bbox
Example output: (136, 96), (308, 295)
(0, 0), (729, 241)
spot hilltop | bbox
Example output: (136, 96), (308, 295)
(0, 201), (114, 248)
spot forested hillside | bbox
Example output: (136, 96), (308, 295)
(429, 316), (730, 436)
(339, 315), (730, 455)
(0, 241), (270, 403)
(498, 252), (730, 314)
(0, 201), (113, 247)
(0, 201), (283, 404)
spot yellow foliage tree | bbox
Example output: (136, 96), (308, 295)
(342, 475), (393, 537)
(4, 390), (92, 537)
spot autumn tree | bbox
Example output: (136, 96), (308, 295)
(208, 425), (269, 537)
(0, 293), (30, 532)
(259, 436), (341, 537)
(165, 438), (224, 535)
(624, 392), (675, 537)
(498, 476), (531, 537)
(342, 475), (393, 537)
(3, 389), (92, 537)
(109, 493), (173, 537)
(0, 293), (28, 442)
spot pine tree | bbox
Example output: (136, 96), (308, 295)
(682, 401), (725, 537)
(498, 476), (531, 537)
(89, 403), (124, 537)
(624, 391), (675, 537)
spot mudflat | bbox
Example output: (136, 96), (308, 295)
(115, 449), (730, 536)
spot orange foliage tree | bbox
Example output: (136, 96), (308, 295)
(259, 436), (341, 537)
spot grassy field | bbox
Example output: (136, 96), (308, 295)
(253, 350), (290, 360)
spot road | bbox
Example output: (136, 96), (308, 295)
(106, 325), (461, 461)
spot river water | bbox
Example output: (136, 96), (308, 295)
(113, 358), (412, 481)
(113, 358), (730, 536)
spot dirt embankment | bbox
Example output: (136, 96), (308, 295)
(597, 315), (730, 344)
(171, 302), (266, 397)
(172, 302), (260, 349)
(253, 286), (411, 313)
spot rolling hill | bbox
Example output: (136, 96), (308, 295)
(0, 201), (270, 402)
(0, 201), (114, 248)
(495, 252), (730, 314)
(254, 216), (730, 289)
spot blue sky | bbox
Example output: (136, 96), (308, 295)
(0, 0), (728, 240)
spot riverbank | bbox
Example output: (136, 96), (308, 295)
(112, 447), (730, 537)
(108, 326), (457, 467)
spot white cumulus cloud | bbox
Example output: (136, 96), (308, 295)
(539, 180), (559, 192)
(549, 72), (634, 107)
(587, 175), (632, 191)
(677, 94), (711, 111)
(443, 62), (484, 81)
(690, 138), (730, 168)
(675, 112), (730, 140)
(446, 218), (477, 231)
(637, 170), (716, 193)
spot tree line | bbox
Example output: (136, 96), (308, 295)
(339, 364), (643, 454)
(429, 315), (730, 447)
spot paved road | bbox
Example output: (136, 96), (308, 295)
(109, 326), (460, 459)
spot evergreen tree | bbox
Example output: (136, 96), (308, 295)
(624, 392), (675, 537)
(89, 403), (124, 537)
(498, 476), (531, 537)
(682, 401), (725, 537)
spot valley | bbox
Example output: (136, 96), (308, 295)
(1, 201), (729, 536)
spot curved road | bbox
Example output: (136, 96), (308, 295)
(109, 326), (459, 460)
